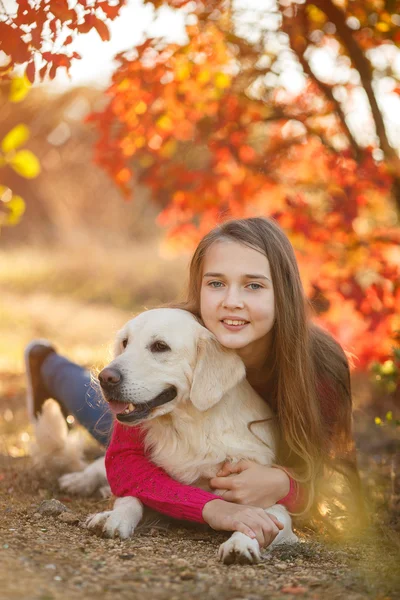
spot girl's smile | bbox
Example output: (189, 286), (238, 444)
(200, 239), (275, 369)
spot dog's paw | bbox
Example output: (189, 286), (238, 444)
(85, 511), (135, 539)
(218, 532), (261, 565)
(59, 471), (98, 496)
(99, 485), (112, 499)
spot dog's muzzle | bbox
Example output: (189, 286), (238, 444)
(98, 368), (178, 423)
(115, 386), (178, 423)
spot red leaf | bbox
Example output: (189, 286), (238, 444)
(99, 2), (122, 19)
(49, 63), (57, 80)
(93, 17), (110, 41)
(49, 17), (57, 35)
(50, 0), (75, 22)
(26, 61), (36, 83)
(77, 14), (94, 33)
(39, 63), (49, 78)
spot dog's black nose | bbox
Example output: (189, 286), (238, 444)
(98, 368), (122, 389)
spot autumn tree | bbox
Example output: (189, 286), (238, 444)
(1, 0), (399, 367)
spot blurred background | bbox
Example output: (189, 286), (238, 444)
(0, 0), (399, 518)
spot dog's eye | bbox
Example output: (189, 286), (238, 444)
(122, 339), (128, 349)
(150, 340), (171, 353)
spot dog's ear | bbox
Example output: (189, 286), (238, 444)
(190, 333), (246, 411)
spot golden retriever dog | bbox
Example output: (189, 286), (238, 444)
(34, 308), (298, 564)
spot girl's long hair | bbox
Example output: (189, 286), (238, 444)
(171, 217), (362, 521)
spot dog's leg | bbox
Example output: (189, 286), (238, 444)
(264, 504), (299, 547)
(218, 505), (298, 565)
(58, 456), (108, 496)
(85, 496), (143, 539)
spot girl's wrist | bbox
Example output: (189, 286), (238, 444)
(270, 466), (291, 501)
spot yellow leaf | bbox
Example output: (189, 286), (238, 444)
(0, 193), (25, 227)
(5, 194), (25, 225)
(135, 136), (146, 148)
(9, 150), (41, 178)
(386, 411), (393, 421)
(156, 115), (173, 131)
(376, 22), (390, 32)
(215, 72), (231, 89)
(159, 139), (177, 158)
(1, 124), (30, 154)
(374, 417), (382, 425)
(197, 69), (211, 84)
(9, 76), (31, 103)
(135, 101), (147, 115)
(138, 155), (154, 168)
(176, 63), (190, 81)
(381, 360), (395, 375)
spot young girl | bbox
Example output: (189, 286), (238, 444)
(25, 217), (359, 546)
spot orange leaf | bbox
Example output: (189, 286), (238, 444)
(93, 17), (110, 42)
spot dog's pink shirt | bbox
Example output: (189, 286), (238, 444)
(105, 423), (303, 523)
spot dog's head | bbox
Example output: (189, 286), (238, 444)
(98, 308), (246, 426)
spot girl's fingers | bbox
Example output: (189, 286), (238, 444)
(209, 476), (235, 489)
(235, 524), (257, 540)
(217, 459), (250, 477)
(265, 513), (284, 530)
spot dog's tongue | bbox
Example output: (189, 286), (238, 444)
(107, 401), (129, 415)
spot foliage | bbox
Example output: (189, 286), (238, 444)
(371, 331), (400, 394)
(0, 78), (41, 229)
(0, 0), (125, 82)
(1, 0), (400, 368)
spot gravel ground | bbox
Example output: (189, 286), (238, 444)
(1, 376), (399, 600)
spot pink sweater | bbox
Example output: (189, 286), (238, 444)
(105, 422), (302, 523)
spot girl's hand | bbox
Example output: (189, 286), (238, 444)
(209, 460), (290, 508)
(202, 499), (283, 548)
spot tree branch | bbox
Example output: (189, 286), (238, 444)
(308, 0), (397, 162)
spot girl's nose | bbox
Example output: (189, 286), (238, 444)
(222, 288), (244, 309)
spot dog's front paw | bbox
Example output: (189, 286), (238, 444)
(85, 497), (143, 540)
(218, 531), (261, 565)
(85, 510), (135, 539)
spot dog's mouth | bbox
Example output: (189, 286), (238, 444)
(106, 386), (178, 424)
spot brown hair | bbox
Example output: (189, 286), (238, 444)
(173, 217), (362, 520)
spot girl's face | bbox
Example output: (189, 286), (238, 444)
(200, 240), (275, 368)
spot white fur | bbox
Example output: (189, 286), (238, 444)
(34, 308), (298, 563)
(31, 399), (87, 475)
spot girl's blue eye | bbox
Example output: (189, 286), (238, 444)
(208, 281), (224, 288)
(248, 283), (262, 290)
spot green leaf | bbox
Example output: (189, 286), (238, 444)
(9, 150), (40, 178)
(1, 124), (30, 154)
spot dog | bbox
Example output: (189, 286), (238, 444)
(34, 308), (298, 563)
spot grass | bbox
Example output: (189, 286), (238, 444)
(0, 240), (188, 373)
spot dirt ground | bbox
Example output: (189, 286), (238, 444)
(1, 374), (399, 600)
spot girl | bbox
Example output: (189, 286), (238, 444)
(25, 217), (360, 547)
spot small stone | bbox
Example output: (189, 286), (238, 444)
(175, 558), (189, 567)
(38, 499), (68, 516)
(58, 512), (79, 525)
(180, 571), (195, 580)
(45, 563), (57, 570)
(33, 513), (41, 518)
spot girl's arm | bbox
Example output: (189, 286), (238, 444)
(105, 421), (220, 523)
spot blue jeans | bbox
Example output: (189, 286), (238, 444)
(41, 353), (113, 447)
